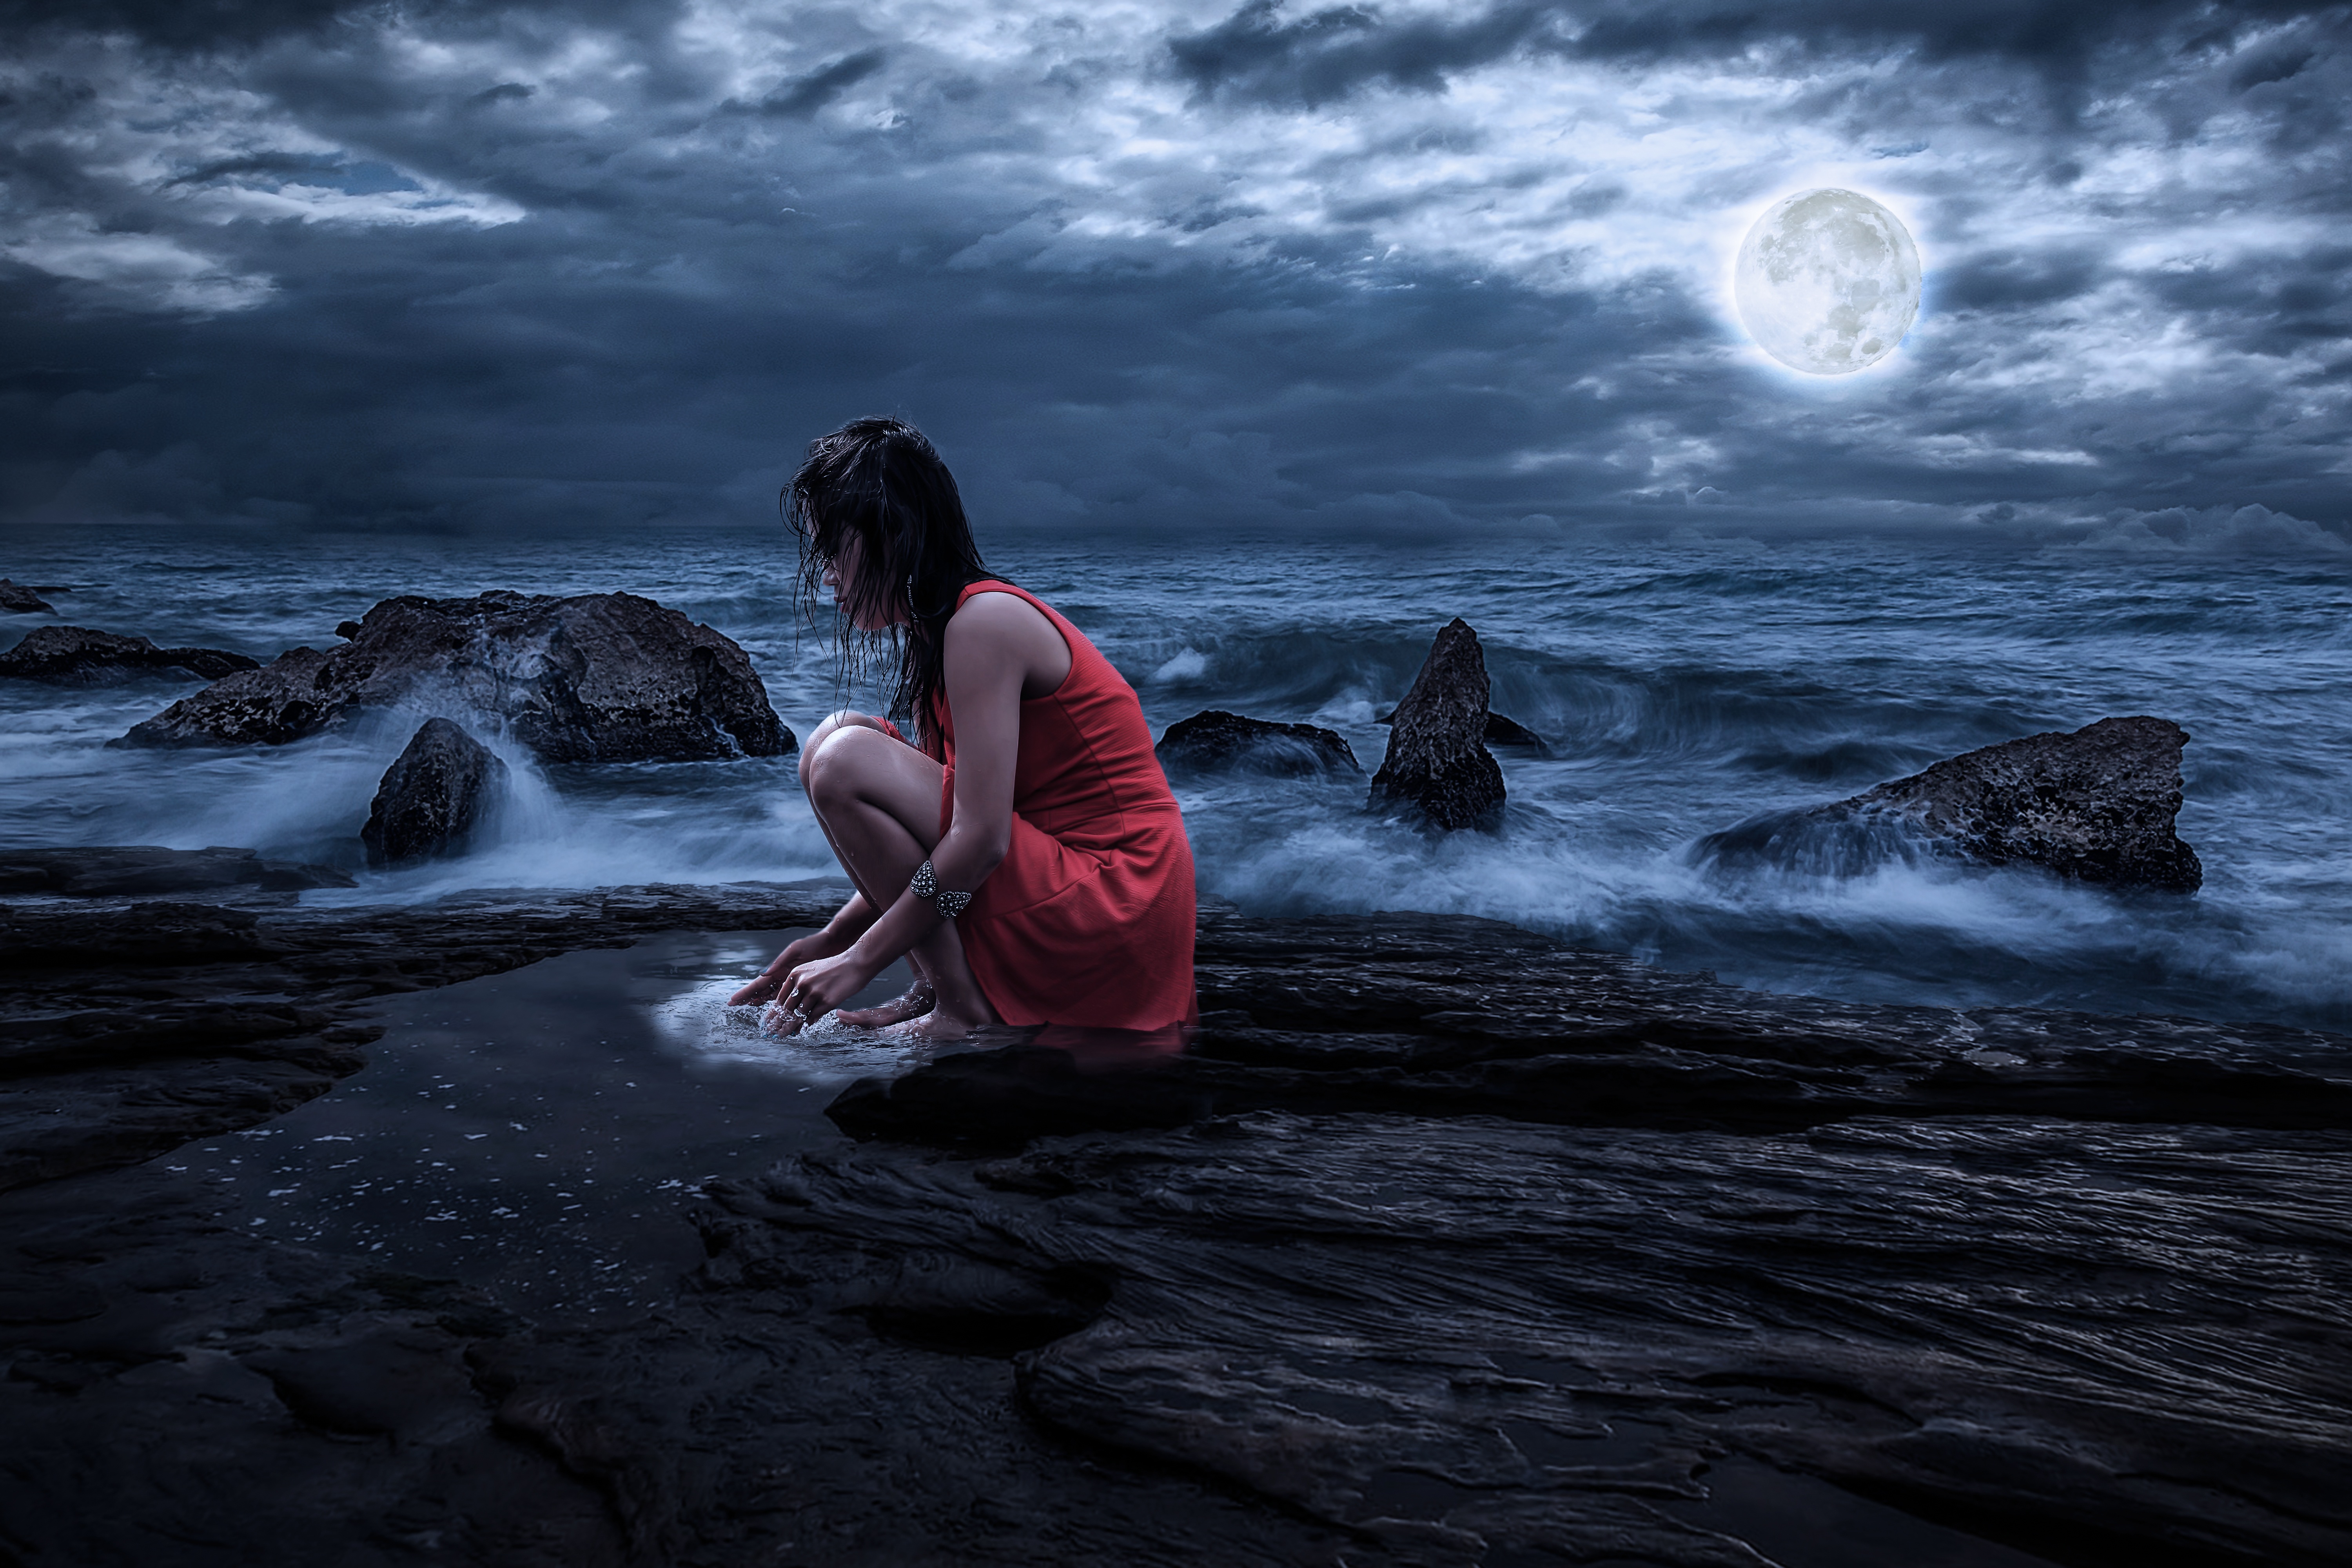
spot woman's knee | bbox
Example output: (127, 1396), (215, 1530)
(798, 711), (873, 793)
(801, 721), (894, 813)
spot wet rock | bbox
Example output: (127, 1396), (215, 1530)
(1156, 710), (1360, 777)
(1376, 706), (1549, 753)
(117, 590), (793, 763)
(0, 881), (843, 1194)
(361, 719), (507, 867)
(0, 626), (257, 686)
(830, 1115), (2345, 1568)
(832, 911), (2352, 1146)
(0, 1174), (625, 1568)
(0, 846), (353, 897)
(4, 887), (2348, 1568)
(1702, 715), (2202, 891)
(1367, 617), (1505, 830)
(0, 579), (56, 613)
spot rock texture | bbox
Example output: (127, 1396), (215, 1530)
(1156, 710), (1361, 777)
(2, 889), (2346, 1567)
(1368, 617), (1506, 830)
(1377, 706), (1549, 752)
(837, 911), (2352, 1145)
(117, 590), (792, 763)
(361, 719), (507, 867)
(0, 881), (840, 1194)
(0, 578), (56, 613)
(0, 846), (353, 897)
(1701, 716), (2202, 891)
(719, 1117), (2348, 1568)
(0, 625), (257, 685)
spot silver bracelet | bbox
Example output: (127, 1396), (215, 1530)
(909, 859), (973, 919)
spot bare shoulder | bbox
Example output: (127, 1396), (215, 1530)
(948, 589), (1053, 634)
(946, 589), (1072, 695)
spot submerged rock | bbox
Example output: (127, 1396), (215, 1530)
(117, 590), (792, 763)
(361, 719), (508, 867)
(1702, 715), (2202, 891)
(0, 579), (56, 613)
(0, 845), (352, 897)
(0, 626), (257, 686)
(1156, 710), (1360, 777)
(1367, 617), (1505, 830)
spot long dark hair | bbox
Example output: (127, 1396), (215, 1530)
(784, 416), (990, 751)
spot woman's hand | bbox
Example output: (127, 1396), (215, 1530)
(769, 949), (880, 1030)
(730, 929), (849, 1007)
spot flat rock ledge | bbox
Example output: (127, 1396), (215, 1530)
(1, 889), (2345, 1568)
(0, 845), (352, 898)
(118, 589), (792, 763)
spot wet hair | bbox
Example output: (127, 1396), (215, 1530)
(784, 416), (990, 751)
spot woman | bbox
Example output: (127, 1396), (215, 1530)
(729, 417), (1196, 1041)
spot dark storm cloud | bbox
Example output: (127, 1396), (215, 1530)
(1171, 0), (2340, 104)
(0, 0), (354, 48)
(0, 0), (682, 48)
(759, 49), (889, 119)
(1170, 0), (1559, 105)
(163, 152), (345, 187)
(0, 0), (2347, 548)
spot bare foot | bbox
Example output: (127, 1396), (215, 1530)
(837, 980), (936, 1029)
(881, 1006), (990, 1043)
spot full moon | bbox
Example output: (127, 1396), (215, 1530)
(1734, 188), (1921, 375)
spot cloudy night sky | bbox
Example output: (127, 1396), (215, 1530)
(2, 0), (2347, 549)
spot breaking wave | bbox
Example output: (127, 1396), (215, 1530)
(4, 526), (2348, 1034)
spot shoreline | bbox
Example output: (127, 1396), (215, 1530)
(2, 880), (2347, 1564)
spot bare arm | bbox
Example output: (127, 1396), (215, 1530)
(727, 889), (878, 1005)
(769, 592), (1068, 1019)
(829, 593), (1055, 971)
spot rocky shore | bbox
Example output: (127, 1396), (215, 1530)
(2, 877), (2347, 1566)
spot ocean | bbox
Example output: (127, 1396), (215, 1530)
(5, 524), (2348, 1034)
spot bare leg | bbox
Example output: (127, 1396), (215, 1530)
(797, 713), (937, 1025)
(799, 721), (997, 1038)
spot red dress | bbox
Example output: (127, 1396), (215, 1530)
(927, 580), (1196, 1031)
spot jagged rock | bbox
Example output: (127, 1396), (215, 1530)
(1367, 618), (1505, 830)
(1377, 706), (1549, 752)
(0, 579), (56, 613)
(0, 846), (352, 897)
(1702, 715), (2202, 891)
(116, 590), (793, 763)
(361, 719), (506, 867)
(0, 626), (257, 686)
(1156, 710), (1360, 777)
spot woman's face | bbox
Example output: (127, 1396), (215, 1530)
(820, 532), (898, 631)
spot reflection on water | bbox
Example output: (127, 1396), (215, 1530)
(169, 928), (1195, 1317)
(169, 929), (919, 1317)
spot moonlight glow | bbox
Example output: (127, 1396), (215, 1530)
(1735, 189), (1922, 375)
